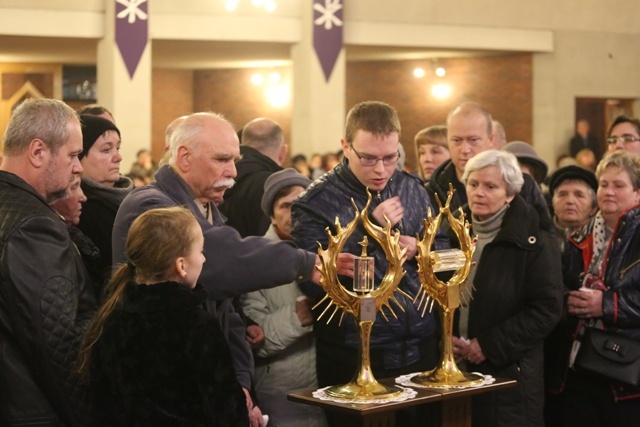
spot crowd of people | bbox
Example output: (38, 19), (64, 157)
(1, 97), (639, 427)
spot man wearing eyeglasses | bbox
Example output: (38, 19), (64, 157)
(605, 115), (640, 156)
(291, 101), (446, 424)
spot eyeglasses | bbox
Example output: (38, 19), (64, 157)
(349, 144), (400, 167)
(606, 135), (640, 145)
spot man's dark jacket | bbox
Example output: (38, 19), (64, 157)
(291, 159), (448, 382)
(220, 146), (281, 237)
(0, 171), (97, 426)
(112, 165), (316, 389)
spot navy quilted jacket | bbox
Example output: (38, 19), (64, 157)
(291, 159), (447, 371)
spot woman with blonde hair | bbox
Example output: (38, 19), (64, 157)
(546, 151), (640, 427)
(79, 207), (248, 426)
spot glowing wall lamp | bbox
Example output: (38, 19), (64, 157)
(265, 85), (289, 108)
(431, 83), (452, 99)
(250, 70), (290, 107)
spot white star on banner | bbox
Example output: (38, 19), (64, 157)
(313, 0), (343, 30)
(116, 0), (148, 24)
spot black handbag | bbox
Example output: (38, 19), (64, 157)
(574, 327), (640, 386)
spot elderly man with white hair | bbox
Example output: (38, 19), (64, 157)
(113, 112), (353, 427)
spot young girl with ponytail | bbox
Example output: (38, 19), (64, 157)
(78, 206), (248, 426)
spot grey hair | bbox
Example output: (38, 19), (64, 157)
(168, 112), (233, 167)
(3, 98), (78, 157)
(462, 150), (524, 196)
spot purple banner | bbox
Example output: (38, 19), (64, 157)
(313, 0), (344, 82)
(115, 0), (149, 79)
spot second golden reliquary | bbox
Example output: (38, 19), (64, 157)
(412, 187), (483, 387)
(314, 190), (409, 400)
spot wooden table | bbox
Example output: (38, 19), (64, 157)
(288, 377), (516, 427)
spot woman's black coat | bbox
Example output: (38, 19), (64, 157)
(466, 195), (563, 426)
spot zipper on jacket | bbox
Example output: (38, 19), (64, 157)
(619, 258), (640, 279)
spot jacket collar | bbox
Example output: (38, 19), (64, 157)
(429, 160), (466, 207)
(0, 170), (58, 213)
(567, 216), (596, 247)
(121, 281), (208, 313)
(236, 146), (280, 178)
(154, 165), (226, 226)
(608, 204), (640, 240)
(488, 194), (541, 250)
(567, 205), (640, 248)
(334, 157), (400, 199)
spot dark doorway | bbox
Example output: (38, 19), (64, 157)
(575, 97), (636, 141)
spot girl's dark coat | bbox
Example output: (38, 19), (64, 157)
(90, 281), (249, 426)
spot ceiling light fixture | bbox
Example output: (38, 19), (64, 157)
(431, 58), (447, 77)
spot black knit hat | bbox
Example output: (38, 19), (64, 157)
(79, 114), (120, 160)
(549, 165), (598, 197)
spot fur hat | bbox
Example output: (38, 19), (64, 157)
(79, 114), (120, 160)
(549, 165), (598, 197)
(261, 168), (311, 216)
(502, 141), (548, 184)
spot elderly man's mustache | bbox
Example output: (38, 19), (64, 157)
(213, 178), (235, 189)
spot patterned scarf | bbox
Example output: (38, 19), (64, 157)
(586, 211), (610, 278)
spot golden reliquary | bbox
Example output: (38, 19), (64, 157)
(412, 187), (483, 388)
(314, 190), (408, 400)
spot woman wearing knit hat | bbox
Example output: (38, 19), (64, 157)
(414, 125), (450, 181)
(76, 114), (133, 296)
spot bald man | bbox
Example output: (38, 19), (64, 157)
(219, 117), (288, 237)
(425, 102), (552, 231)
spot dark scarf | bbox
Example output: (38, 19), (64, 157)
(82, 175), (133, 207)
(459, 203), (508, 338)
